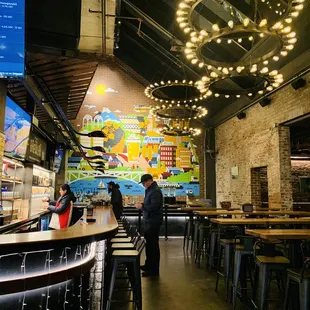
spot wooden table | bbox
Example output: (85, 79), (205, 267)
(195, 210), (310, 217)
(245, 229), (310, 240)
(211, 218), (310, 225)
(0, 206), (118, 252)
(246, 228), (310, 267)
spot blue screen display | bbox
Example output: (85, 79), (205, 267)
(4, 96), (31, 160)
(0, 0), (25, 78)
(53, 146), (64, 174)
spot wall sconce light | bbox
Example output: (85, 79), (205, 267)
(81, 145), (106, 153)
(74, 130), (106, 138)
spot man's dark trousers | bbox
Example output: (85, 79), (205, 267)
(144, 222), (161, 273)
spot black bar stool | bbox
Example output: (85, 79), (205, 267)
(106, 250), (142, 310)
(232, 236), (256, 310)
(284, 258), (310, 309)
(215, 227), (239, 300)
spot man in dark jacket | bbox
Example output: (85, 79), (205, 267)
(108, 181), (123, 219)
(135, 174), (163, 277)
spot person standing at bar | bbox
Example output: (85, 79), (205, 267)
(135, 174), (163, 277)
(108, 181), (123, 219)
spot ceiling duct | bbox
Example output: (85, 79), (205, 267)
(79, 0), (116, 56)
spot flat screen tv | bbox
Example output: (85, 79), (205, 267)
(53, 146), (64, 173)
(0, 0), (25, 78)
(4, 96), (31, 160)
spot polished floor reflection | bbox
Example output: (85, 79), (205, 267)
(111, 238), (230, 310)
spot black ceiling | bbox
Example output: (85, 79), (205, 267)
(114, 0), (310, 123)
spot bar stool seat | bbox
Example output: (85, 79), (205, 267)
(106, 250), (142, 310)
(111, 237), (131, 243)
(115, 233), (128, 238)
(112, 243), (135, 250)
(256, 255), (290, 264)
(253, 255), (290, 310)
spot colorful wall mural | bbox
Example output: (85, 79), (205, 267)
(67, 64), (200, 203)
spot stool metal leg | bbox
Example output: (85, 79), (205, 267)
(300, 280), (310, 310)
(232, 251), (242, 310)
(258, 264), (268, 310)
(215, 244), (224, 292)
(106, 259), (118, 310)
(183, 220), (188, 250)
(284, 275), (291, 310)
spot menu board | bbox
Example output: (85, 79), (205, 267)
(0, 0), (25, 78)
(26, 131), (47, 164)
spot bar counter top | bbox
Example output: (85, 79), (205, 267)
(0, 206), (118, 253)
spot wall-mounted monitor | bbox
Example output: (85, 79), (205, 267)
(4, 96), (31, 160)
(53, 146), (64, 174)
(0, 0), (25, 78)
(26, 129), (47, 164)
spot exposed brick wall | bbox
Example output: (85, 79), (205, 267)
(291, 160), (310, 202)
(215, 73), (310, 210)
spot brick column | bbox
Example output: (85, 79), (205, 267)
(278, 126), (293, 210)
(251, 168), (261, 207)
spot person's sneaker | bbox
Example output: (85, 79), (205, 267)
(141, 271), (159, 277)
(140, 265), (148, 271)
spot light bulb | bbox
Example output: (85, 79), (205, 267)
(259, 19), (267, 27)
(286, 45), (294, 50)
(228, 20), (234, 28)
(282, 26), (291, 33)
(287, 32), (296, 38)
(288, 38), (297, 44)
(212, 24), (220, 31)
(243, 18), (250, 27)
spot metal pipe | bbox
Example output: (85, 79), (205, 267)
(101, 0), (106, 56)
(122, 0), (183, 46)
(213, 65), (310, 127)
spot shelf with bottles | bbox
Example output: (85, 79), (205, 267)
(2, 157), (24, 184)
(30, 165), (55, 216)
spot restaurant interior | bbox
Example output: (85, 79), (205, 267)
(1, 0), (310, 309)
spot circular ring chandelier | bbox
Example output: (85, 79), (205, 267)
(259, 0), (304, 19)
(195, 69), (284, 99)
(156, 121), (202, 137)
(144, 79), (210, 104)
(177, 0), (304, 34)
(151, 103), (208, 120)
(184, 24), (296, 72)
(177, 0), (302, 71)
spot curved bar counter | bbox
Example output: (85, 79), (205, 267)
(0, 207), (118, 310)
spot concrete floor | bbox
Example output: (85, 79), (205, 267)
(111, 238), (232, 310)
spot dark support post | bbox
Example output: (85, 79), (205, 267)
(138, 209), (141, 233)
(165, 204), (168, 240)
(206, 128), (216, 207)
(26, 91), (36, 116)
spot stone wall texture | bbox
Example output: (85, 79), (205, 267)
(215, 74), (310, 209)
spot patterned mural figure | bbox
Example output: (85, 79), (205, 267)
(67, 64), (200, 203)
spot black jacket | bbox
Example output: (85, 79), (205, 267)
(48, 192), (76, 214)
(111, 188), (123, 218)
(142, 181), (163, 225)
